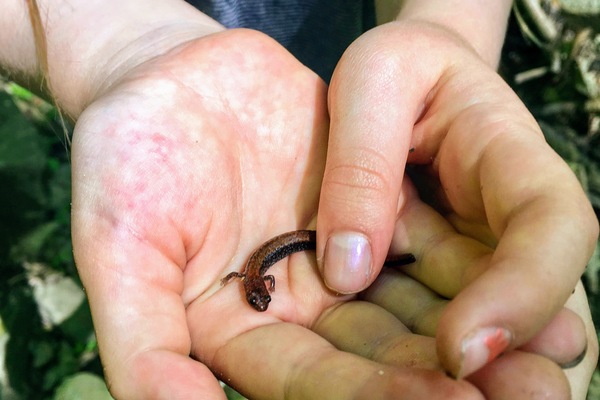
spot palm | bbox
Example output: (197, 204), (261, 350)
(71, 30), (425, 398)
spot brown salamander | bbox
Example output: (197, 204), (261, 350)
(221, 229), (416, 311)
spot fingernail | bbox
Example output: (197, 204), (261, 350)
(456, 327), (512, 379)
(323, 232), (372, 293)
(560, 343), (588, 369)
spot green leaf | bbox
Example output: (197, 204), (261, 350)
(31, 341), (55, 368)
(53, 373), (113, 400)
(0, 91), (49, 256)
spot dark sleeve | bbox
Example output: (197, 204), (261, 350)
(185, 0), (376, 82)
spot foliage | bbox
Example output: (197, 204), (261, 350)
(0, 86), (101, 399)
(0, 90), (93, 398)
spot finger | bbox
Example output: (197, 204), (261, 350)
(467, 351), (571, 400)
(314, 301), (441, 371)
(563, 282), (599, 400)
(317, 298), (571, 399)
(316, 24), (448, 294)
(518, 307), (587, 368)
(212, 322), (483, 400)
(387, 181), (494, 299)
(360, 268), (447, 337)
(363, 268), (589, 370)
(380, 194), (589, 374)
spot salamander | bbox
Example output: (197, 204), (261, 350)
(221, 229), (416, 311)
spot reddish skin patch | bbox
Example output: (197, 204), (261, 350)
(484, 328), (510, 362)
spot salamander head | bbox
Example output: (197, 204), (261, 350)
(246, 286), (271, 312)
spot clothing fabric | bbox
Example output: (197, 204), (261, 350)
(185, 0), (376, 82)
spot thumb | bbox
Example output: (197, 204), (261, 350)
(316, 25), (442, 293)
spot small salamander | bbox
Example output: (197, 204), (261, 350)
(221, 229), (416, 312)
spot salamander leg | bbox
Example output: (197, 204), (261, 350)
(221, 272), (246, 286)
(264, 275), (275, 292)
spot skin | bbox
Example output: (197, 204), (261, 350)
(1, 0), (597, 398)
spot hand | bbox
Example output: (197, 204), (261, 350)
(360, 180), (597, 399)
(319, 174), (592, 399)
(317, 20), (598, 383)
(358, 266), (596, 399)
(70, 29), (484, 399)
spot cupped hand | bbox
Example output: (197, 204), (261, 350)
(360, 180), (596, 399)
(70, 29), (484, 399)
(318, 20), (598, 383)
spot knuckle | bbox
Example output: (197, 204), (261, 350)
(324, 148), (395, 209)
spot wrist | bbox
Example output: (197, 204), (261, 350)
(1, 0), (224, 118)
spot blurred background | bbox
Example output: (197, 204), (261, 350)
(0, 1), (599, 399)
